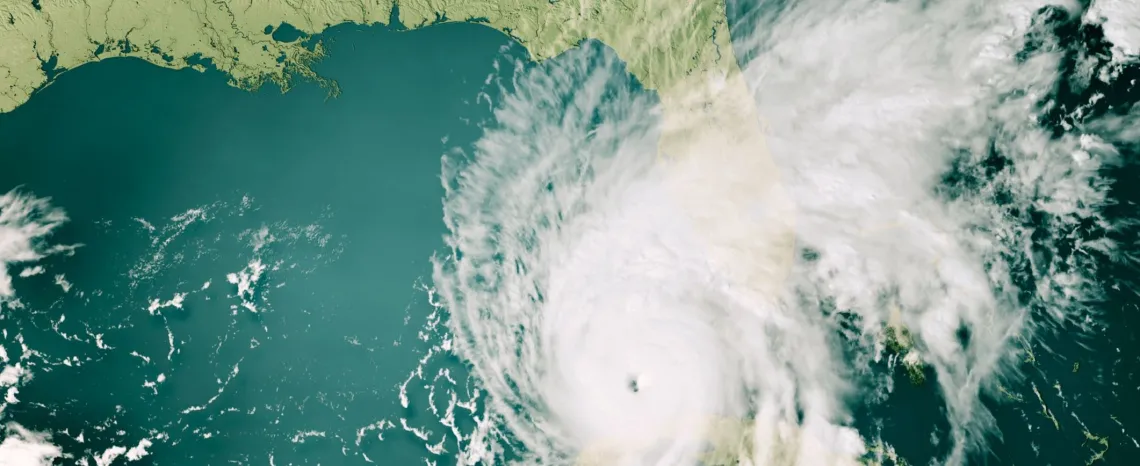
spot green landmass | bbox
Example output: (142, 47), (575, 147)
(1017, 334), (1038, 365)
(882, 306), (926, 385)
(997, 383), (1024, 402)
(1031, 383), (1061, 431)
(862, 438), (911, 466)
(1082, 429), (1110, 465)
(0, 0), (736, 113)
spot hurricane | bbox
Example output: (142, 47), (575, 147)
(429, 0), (1138, 465)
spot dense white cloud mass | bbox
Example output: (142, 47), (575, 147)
(0, 423), (63, 466)
(1087, 0), (1140, 60)
(0, 190), (69, 303)
(3, 1), (1139, 464)
(432, 1), (1135, 465)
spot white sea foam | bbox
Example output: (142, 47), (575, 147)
(431, 1), (1131, 465)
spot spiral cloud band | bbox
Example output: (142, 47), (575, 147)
(431, 0), (1132, 464)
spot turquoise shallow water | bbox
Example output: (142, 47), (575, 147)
(0, 21), (517, 465)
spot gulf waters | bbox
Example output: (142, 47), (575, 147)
(1, 4), (1139, 466)
(0, 21), (520, 465)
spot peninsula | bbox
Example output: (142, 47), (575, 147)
(2, 1), (801, 463)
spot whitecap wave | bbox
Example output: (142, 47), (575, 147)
(432, 1), (1134, 465)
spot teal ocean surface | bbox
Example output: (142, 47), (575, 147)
(2, 2), (1140, 466)
(0, 21), (517, 465)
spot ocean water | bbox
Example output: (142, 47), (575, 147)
(2, 1), (1140, 465)
(0, 21), (519, 465)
